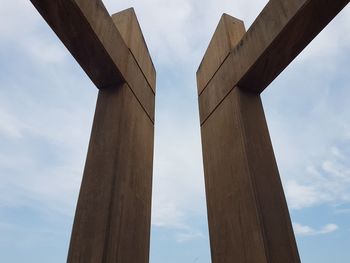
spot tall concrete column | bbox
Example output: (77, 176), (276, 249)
(29, 1), (156, 261)
(197, 14), (300, 263)
(66, 8), (156, 263)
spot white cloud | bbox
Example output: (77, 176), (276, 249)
(335, 208), (350, 214)
(103, 0), (267, 67)
(293, 223), (339, 237)
(286, 181), (321, 209)
(176, 231), (205, 243)
(151, 108), (207, 230)
(24, 36), (67, 64)
(104, 0), (194, 65)
(0, 100), (94, 215)
(0, 0), (68, 65)
(331, 146), (346, 161)
(0, 0), (38, 39)
(284, 146), (350, 210)
(0, 108), (27, 138)
(0, 164), (82, 216)
(346, 124), (350, 139)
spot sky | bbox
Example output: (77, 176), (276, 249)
(0, 0), (349, 262)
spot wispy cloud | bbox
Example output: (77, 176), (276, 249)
(285, 146), (350, 210)
(0, 108), (27, 138)
(335, 208), (350, 214)
(151, 110), (206, 230)
(293, 223), (339, 237)
(24, 36), (67, 64)
(176, 231), (205, 243)
(103, 0), (268, 67)
(0, 0), (67, 65)
(0, 103), (91, 215)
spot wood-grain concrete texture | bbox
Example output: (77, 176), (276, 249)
(29, 1), (156, 262)
(201, 87), (300, 262)
(68, 83), (154, 263)
(198, 0), (349, 262)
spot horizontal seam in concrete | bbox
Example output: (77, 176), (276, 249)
(101, 80), (154, 125)
(126, 82), (154, 125)
(200, 84), (236, 127)
(198, 52), (231, 97)
(129, 48), (156, 95)
(200, 2), (306, 125)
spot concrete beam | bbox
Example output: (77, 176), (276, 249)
(30, 0), (155, 121)
(198, 0), (349, 124)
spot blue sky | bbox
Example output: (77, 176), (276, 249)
(0, 0), (349, 262)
